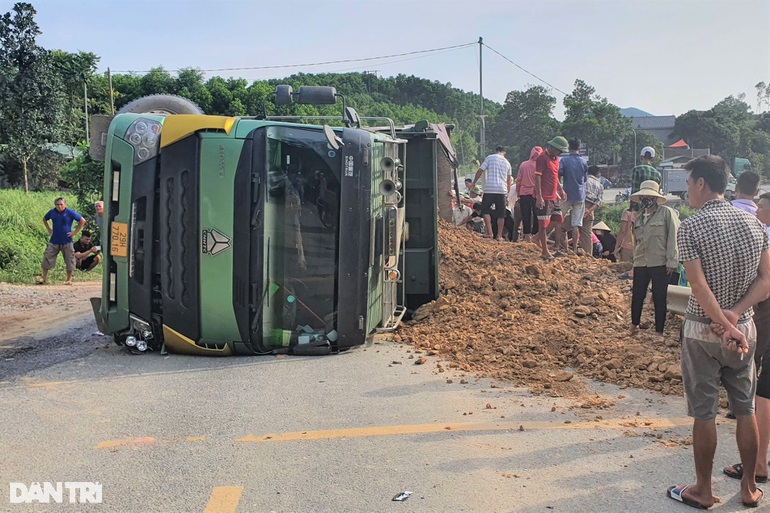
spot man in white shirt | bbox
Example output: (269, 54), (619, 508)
(471, 146), (512, 241)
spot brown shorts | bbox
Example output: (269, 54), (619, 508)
(535, 200), (563, 230)
(42, 243), (76, 272)
(681, 317), (757, 420)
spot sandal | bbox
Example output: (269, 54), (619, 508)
(666, 485), (710, 510)
(540, 255), (555, 262)
(744, 487), (764, 508)
(723, 463), (768, 483)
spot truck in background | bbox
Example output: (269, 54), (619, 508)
(660, 157), (745, 201)
(88, 86), (445, 356)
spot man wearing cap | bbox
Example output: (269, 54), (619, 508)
(471, 146), (512, 241)
(631, 146), (662, 196)
(667, 155), (769, 509)
(534, 136), (568, 259)
(629, 180), (679, 337)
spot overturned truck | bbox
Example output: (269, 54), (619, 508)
(89, 86), (455, 355)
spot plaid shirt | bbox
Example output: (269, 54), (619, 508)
(678, 199), (769, 321)
(479, 153), (512, 194)
(584, 175), (603, 207)
(631, 164), (662, 195)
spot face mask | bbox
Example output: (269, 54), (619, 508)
(641, 197), (657, 210)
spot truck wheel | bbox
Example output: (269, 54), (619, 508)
(117, 94), (204, 115)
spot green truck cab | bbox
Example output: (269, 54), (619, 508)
(90, 87), (444, 356)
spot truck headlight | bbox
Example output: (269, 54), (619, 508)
(126, 118), (162, 164)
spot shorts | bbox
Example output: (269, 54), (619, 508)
(42, 243), (76, 272)
(76, 254), (98, 271)
(535, 200), (563, 230)
(681, 316), (757, 420)
(565, 200), (586, 227)
(481, 193), (506, 219)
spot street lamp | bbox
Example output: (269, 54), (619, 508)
(630, 128), (637, 167)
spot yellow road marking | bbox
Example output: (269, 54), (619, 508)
(236, 417), (692, 443)
(96, 436), (156, 449)
(26, 381), (69, 388)
(203, 486), (243, 513)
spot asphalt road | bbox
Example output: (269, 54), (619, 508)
(0, 312), (762, 512)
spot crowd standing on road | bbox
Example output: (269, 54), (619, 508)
(453, 141), (770, 508)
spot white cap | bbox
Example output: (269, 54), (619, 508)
(640, 146), (655, 158)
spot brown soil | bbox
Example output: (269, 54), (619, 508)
(398, 220), (685, 399)
(0, 281), (101, 343)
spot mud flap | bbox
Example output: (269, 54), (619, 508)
(90, 297), (109, 334)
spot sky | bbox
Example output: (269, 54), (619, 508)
(22, 0), (770, 120)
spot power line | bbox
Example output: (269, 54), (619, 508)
(113, 41), (478, 74)
(482, 42), (569, 96)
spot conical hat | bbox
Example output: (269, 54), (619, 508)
(630, 180), (667, 204)
(592, 221), (611, 232)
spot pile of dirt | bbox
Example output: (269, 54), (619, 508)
(398, 220), (684, 398)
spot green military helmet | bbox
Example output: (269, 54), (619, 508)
(546, 136), (569, 153)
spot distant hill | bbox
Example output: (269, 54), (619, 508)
(620, 107), (654, 117)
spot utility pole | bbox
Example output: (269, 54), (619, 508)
(108, 67), (115, 115)
(478, 36), (485, 158)
(83, 74), (89, 143)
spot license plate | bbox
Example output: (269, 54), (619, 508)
(110, 222), (128, 257)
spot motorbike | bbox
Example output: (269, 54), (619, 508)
(615, 187), (631, 204)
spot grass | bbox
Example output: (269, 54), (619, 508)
(0, 189), (102, 284)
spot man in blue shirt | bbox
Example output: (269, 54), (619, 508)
(558, 138), (588, 255)
(38, 197), (86, 285)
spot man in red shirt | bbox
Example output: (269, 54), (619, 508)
(534, 136), (568, 260)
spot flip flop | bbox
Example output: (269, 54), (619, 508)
(743, 487), (764, 508)
(667, 485), (710, 510)
(540, 255), (555, 262)
(723, 463), (769, 483)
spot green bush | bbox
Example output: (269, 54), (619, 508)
(594, 201), (697, 235)
(0, 190), (101, 283)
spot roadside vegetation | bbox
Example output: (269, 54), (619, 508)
(594, 202), (695, 234)
(0, 190), (101, 283)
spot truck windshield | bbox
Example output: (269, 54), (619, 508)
(261, 126), (341, 348)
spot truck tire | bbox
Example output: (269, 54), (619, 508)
(117, 94), (204, 115)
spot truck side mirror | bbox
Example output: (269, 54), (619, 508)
(89, 115), (114, 162)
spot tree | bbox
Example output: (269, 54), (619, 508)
(756, 82), (767, 113)
(561, 80), (630, 165)
(486, 86), (560, 166)
(0, 3), (67, 192)
(50, 50), (100, 149)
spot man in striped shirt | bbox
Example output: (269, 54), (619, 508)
(471, 146), (512, 241)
